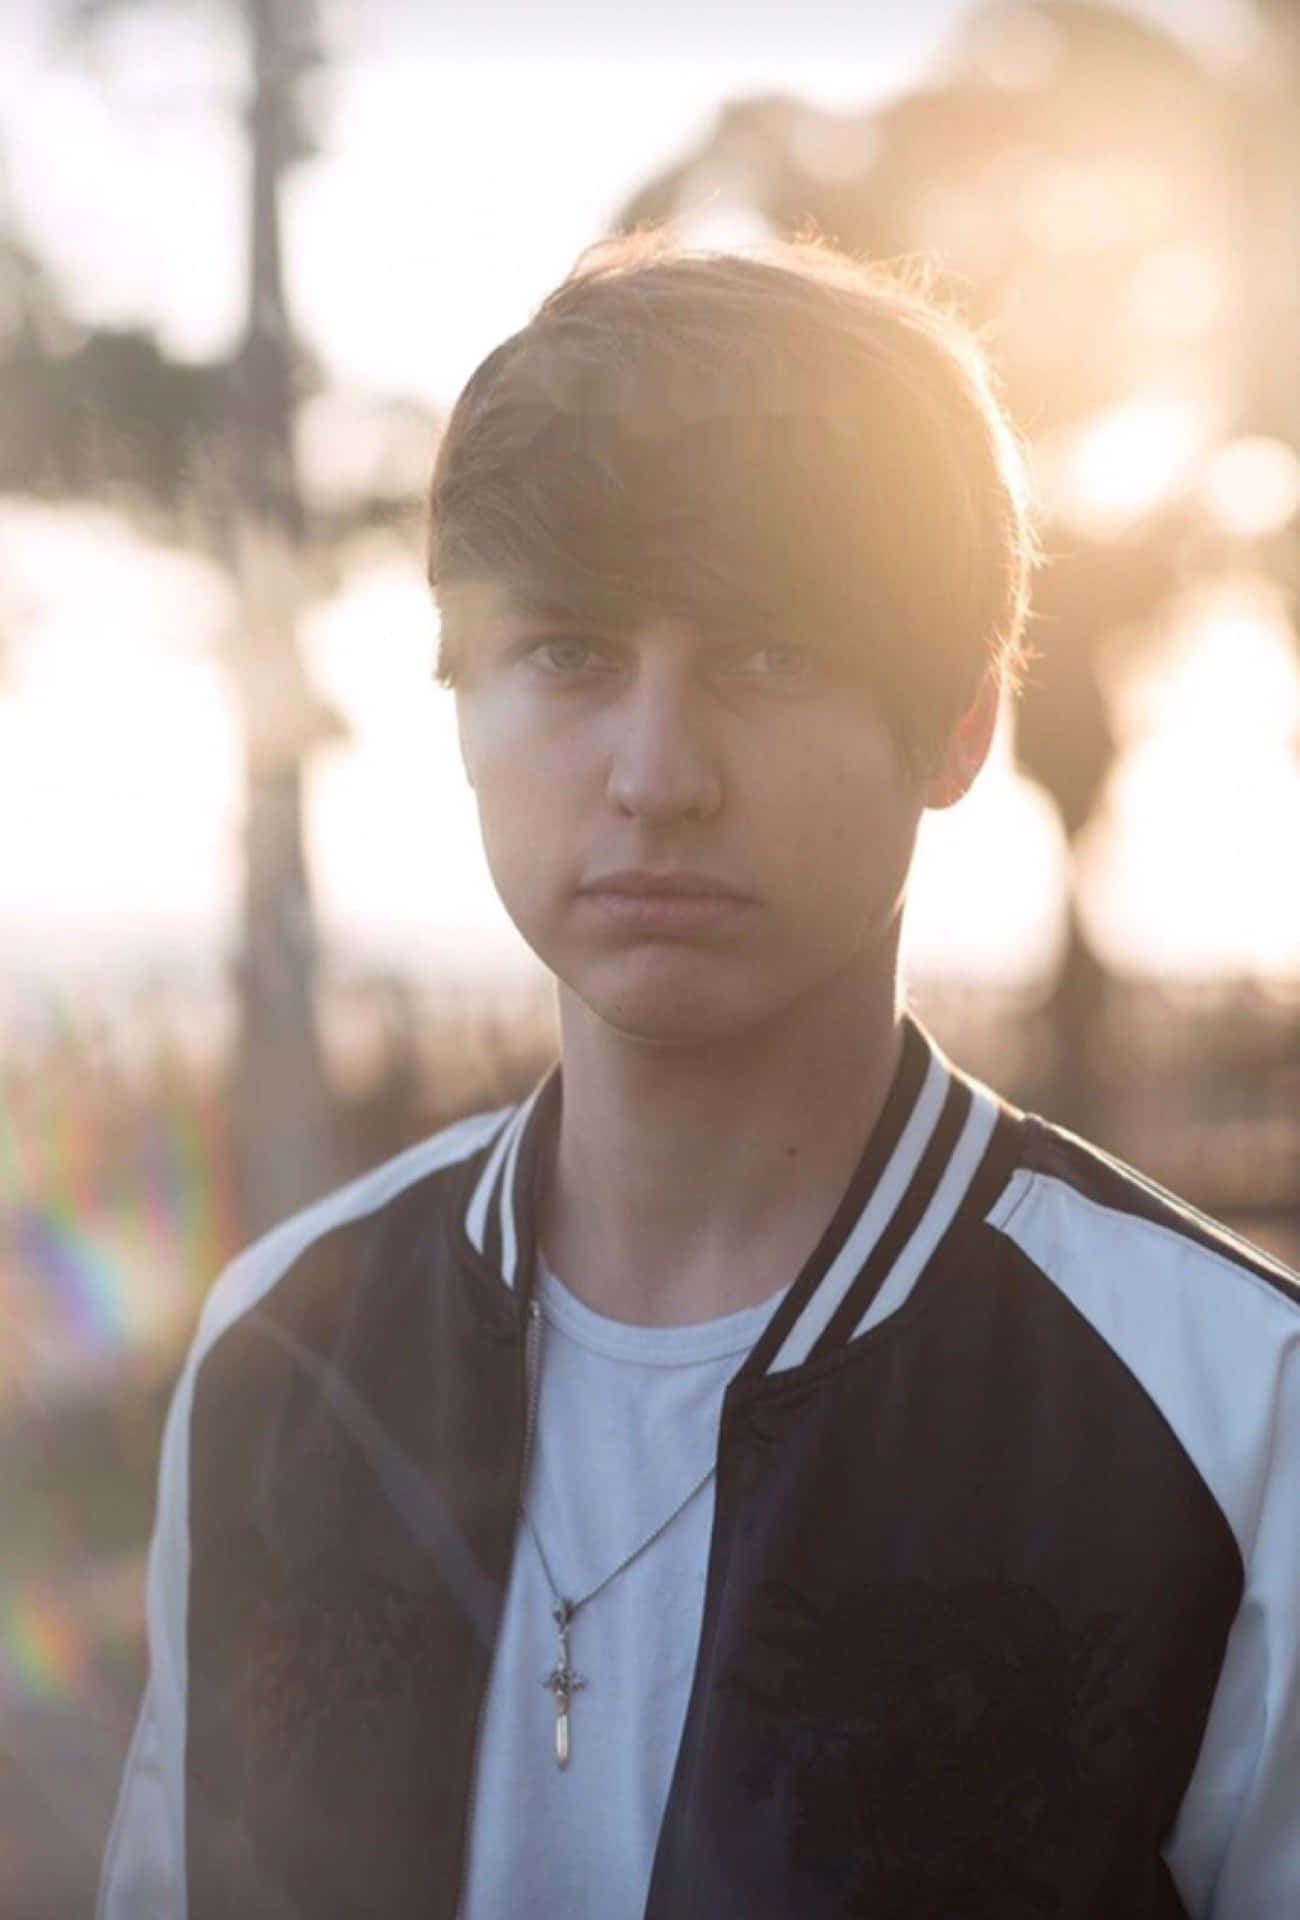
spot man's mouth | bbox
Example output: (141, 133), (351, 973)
(578, 869), (753, 930)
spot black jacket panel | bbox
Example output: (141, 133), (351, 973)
(647, 1225), (1239, 1918)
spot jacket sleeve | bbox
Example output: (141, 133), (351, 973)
(991, 1165), (1300, 1919)
(1165, 1326), (1300, 1918)
(96, 1360), (192, 1919)
(95, 1114), (503, 1918)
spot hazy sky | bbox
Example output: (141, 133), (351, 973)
(0, 0), (1263, 402)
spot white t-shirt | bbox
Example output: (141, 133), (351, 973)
(459, 1268), (785, 1919)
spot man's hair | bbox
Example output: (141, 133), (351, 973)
(428, 228), (1034, 767)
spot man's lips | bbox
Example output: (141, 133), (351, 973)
(577, 869), (753, 929)
(581, 869), (751, 900)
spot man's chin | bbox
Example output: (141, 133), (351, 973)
(557, 966), (773, 1053)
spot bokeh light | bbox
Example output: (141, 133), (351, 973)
(1056, 394), (1211, 532)
(1198, 435), (1300, 537)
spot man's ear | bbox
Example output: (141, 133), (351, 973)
(923, 672), (1001, 811)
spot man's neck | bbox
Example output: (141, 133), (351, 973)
(542, 967), (905, 1326)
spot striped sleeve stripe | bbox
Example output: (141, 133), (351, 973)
(848, 1082), (1000, 1340)
(767, 1051), (951, 1372)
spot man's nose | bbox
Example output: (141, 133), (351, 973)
(605, 665), (724, 825)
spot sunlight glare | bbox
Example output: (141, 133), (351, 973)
(1130, 245), (1226, 344)
(1106, 576), (1299, 747)
(0, 504), (241, 969)
(1078, 580), (1300, 982)
(673, 200), (777, 252)
(301, 558), (526, 971)
(959, 3), (1067, 92)
(1198, 437), (1300, 539)
(1078, 739), (1300, 981)
(905, 714), (1068, 990)
(1060, 395), (1208, 534)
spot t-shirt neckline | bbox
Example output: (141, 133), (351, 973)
(536, 1264), (791, 1368)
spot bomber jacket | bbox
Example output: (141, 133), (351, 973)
(98, 1018), (1300, 1919)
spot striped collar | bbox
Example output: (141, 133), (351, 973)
(461, 1069), (561, 1294)
(460, 1016), (1015, 1372)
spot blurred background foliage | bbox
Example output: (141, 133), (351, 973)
(0, 1), (1297, 1910)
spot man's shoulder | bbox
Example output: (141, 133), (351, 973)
(189, 1103), (512, 1371)
(989, 1111), (1299, 1314)
(982, 1110), (1298, 1561)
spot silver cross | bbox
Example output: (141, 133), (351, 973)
(540, 1597), (586, 1769)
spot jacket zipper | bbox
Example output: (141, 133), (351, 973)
(452, 1294), (542, 1918)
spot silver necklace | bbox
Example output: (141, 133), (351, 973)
(520, 1295), (718, 1770)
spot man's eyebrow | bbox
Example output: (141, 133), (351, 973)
(500, 589), (613, 623)
(493, 589), (638, 633)
(437, 581), (605, 635)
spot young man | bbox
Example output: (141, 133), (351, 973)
(100, 235), (1298, 1919)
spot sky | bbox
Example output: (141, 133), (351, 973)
(0, 0), (1295, 994)
(0, 0), (1263, 397)
(1, 3), (959, 393)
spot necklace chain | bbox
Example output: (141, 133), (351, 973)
(520, 1295), (717, 1768)
(521, 1452), (717, 1619)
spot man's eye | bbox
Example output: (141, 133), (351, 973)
(529, 635), (606, 674)
(734, 644), (812, 681)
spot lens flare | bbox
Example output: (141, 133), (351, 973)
(2, 1035), (239, 1394)
(0, 1583), (90, 1711)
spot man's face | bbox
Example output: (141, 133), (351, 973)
(453, 591), (933, 1048)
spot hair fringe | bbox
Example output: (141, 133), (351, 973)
(433, 225), (1040, 747)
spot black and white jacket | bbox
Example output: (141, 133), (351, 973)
(98, 1018), (1300, 1918)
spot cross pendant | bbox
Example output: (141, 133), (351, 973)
(541, 1598), (586, 1769)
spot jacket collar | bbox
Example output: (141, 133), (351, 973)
(746, 1017), (1012, 1374)
(460, 1016), (1015, 1368)
(461, 1068), (562, 1294)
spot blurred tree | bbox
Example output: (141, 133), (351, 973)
(219, 0), (342, 1237)
(45, 0), (343, 1234)
(615, 0), (1299, 1123)
(2, 0), (431, 1232)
